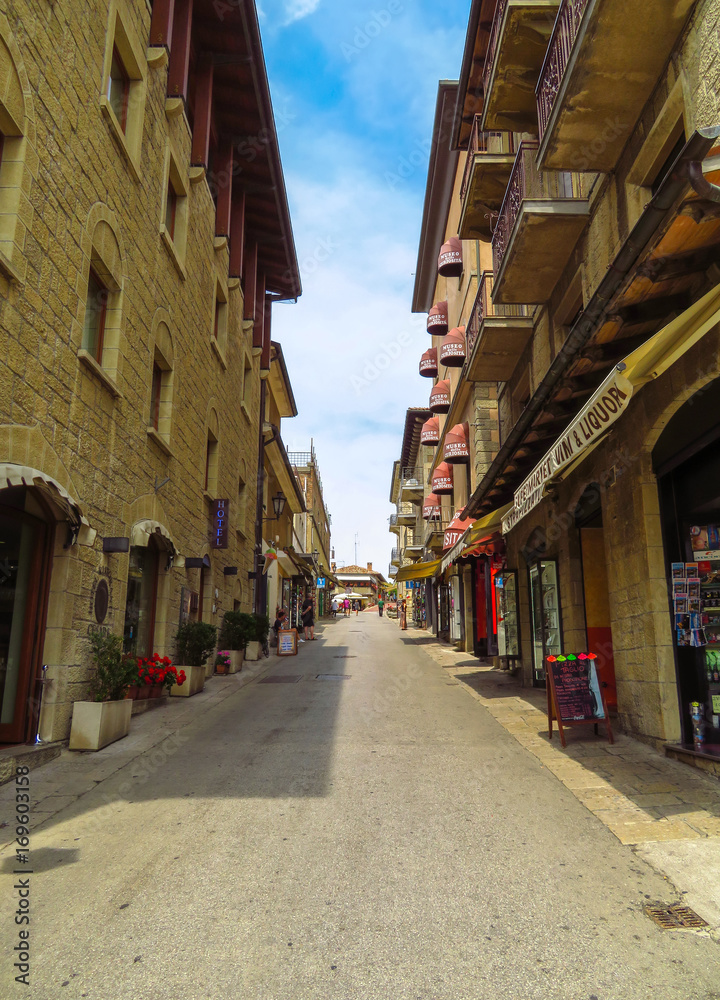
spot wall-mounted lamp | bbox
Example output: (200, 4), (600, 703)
(102, 537), (130, 553)
(223, 566), (238, 576)
(272, 491), (286, 519)
(185, 554), (211, 569)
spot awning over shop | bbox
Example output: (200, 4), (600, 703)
(429, 379), (451, 414)
(0, 464), (96, 545)
(130, 519), (176, 550)
(500, 282), (720, 534)
(421, 415), (440, 445)
(441, 503), (513, 572)
(443, 423), (469, 463)
(427, 300), (449, 335)
(419, 347), (438, 378)
(437, 237), (463, 278)
(395, 558), (441, 582)
(439, 327), (466, 367)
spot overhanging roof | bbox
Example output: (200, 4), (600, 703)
(400, 407), (431, 471)
(193, 0), (301, 299)
(269, 341), (297, 418)
(451, 0), (499, 151)
(411, 81), (460, 314)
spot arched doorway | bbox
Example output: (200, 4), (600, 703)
(0, 488), (54, 743)
(654, 376), (720, 755)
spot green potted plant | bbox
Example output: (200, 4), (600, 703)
(69, 632), (135, 751)
(245, 613), (269, 661)
(171, 621), (217, 696)
(215, 650), (231, 674)
(218, 610), (254, 672)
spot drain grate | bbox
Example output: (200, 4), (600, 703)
(259, 675), (303, 684)
(644, 903), (708, 930)
(316, 674), (352, 680)
(333, 655), (357, 659)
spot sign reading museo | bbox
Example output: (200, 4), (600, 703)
(502, 367), (633, 534)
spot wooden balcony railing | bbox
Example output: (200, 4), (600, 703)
(466, 272), (532, 355)
(460, 116), (517, 203)
(536, 0), (590, 140)
(491, 140), (583, 277)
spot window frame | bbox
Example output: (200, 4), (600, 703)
(150, 362), (163, 431)
(82, 267), (109, 363)
(107, 46), (130, 133)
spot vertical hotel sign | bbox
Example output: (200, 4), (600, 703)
(212, 499), (230, 549)
(502, 366), (634, 534)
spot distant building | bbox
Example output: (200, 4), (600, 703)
(334, 563), (387, 607)
(289, 444), (333, 617)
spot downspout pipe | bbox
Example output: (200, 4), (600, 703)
(254, 379), (268, 615)
(463, 125), (720, 518)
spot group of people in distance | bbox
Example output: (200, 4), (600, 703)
(330, 597), (360, 617)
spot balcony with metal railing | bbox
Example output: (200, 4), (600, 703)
(400, 467), (424, 504)
(396, 501), (416, 526)
(465, 271), (534, 382)
(481, 0), (560, 134)
(424, 513), (451, 551)
(391, 546), (400, 566)
(403, 530), (425, 561)
(536, 0), (694, 172)
(491, 140), (591, 305)
(389, 512), (400, 535)
(459, 119), (516, 241)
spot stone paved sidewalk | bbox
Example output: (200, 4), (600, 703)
(403, 628), (720, 848)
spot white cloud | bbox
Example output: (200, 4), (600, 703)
(283, 0), (321, 25)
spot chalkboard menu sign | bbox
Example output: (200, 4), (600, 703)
(277, 629), (298, 656)
(546, 654), (613, 747)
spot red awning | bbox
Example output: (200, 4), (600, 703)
(443, 423), (469, 463)
(432, 462), (454, 495)
(422, 492), (442, 519)
(427, 300), (449, 335)
(429, 379), (451, 414)
(439, 327), (466, 367)
(419, 347), (438, 378)
(443, 512), (475, 551)
(421, 415), (440, 446)
(438, 237), (463, 278)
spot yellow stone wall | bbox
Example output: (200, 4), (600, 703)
(0, 2), (267, 739)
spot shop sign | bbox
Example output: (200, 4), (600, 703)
(317, 577), (326, 588)
(211, 499), (230, 549)
(444, 440), (469, 461)
(503, 367), (633, 533)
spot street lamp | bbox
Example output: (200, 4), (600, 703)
(271, 491), (286, 519)
(312, 548), (319, 564)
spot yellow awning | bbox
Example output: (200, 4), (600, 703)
(622, 281), (720, 386)
(466, 502), (514, 543)
(395, 559), (441, 581)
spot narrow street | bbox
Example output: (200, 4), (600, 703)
(1, 615), (717, 1000)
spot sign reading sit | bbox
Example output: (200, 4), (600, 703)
(212, 499), (229, 549)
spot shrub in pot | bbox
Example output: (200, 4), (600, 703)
(218, 611), (254, 671)
(244, 613), (270, 661)
(171, 621), (217, 696)
(69, 632), (135, 751)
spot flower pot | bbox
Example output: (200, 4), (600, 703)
(215, 663), (228, 675)
(69, 699), (132, 751)
(126, 685), (139, 700)
(227, 650), (244, 674)
(245, 640), (260, 661)
(170, 664), (205, 698)
(150, 684), (164, 698)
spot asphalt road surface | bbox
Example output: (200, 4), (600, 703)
(1, 615), (718, 999)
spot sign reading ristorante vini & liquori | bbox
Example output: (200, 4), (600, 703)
(502, 366), (634, 534)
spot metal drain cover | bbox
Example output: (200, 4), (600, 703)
(644, 903), (708, 930)
(259, 675), (303, 684)
(316, 674), (352, 680)
(333, 655), (357, 658)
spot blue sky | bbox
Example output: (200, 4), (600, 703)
(259, 0), (470, 573)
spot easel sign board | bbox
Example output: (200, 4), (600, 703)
(277, 629), (298, 656)
(546, 654), (613, 747)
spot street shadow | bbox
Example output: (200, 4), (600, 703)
(455, 668), (720, 823)
(0, 847), (80, 873)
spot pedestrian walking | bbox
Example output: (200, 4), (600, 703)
(331, 597), (339, 618)
(378, 597), (384, 617)
(343, 598), (350, 617)
(353, 600), (360, 617)
(301, 596), (315, 641)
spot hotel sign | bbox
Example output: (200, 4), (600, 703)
(502, 367), (633, 534)
(211, 498), (230, 549)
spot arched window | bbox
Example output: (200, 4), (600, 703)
(0, 21), (34, 284)
(78, 208), (126, 396)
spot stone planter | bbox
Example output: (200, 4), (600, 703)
(170, 664), (205, 698)
(227, 649), (244, 674)
(245, 640), (260, 661)
(69, 699), (132, 751)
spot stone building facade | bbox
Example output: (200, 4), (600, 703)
(0, 1), (300, 743)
